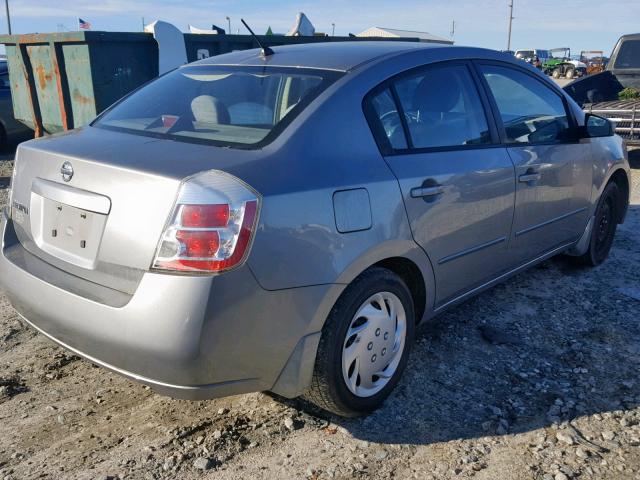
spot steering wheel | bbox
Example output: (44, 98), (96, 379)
(380, 109), (419, 123)
(379, 109), (419, 141)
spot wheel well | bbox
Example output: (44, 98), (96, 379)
(609, 169), (629, 223)
(373, 257), (426, 324)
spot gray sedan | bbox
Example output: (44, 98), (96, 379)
(1, 42), (630, 416)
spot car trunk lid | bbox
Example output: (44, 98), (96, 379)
(8, 128), (204, 294)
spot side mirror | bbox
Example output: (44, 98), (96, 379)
(585, 113), (615, 137)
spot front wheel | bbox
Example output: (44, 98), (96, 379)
(571, 182), (620, 266)
(552, 69), (561, 79)
(304, 268), (415, 417)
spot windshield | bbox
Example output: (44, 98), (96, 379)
(95, 65), (341, 148)
(515, 50), (534, 59)
(550, 50), (568, 59)
(581, 52), (602, 61)
(613, 40), (640, 69)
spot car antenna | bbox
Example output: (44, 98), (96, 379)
(240, 19), (274, 57)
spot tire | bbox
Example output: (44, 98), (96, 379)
(304, 267), (415, 417)
(565, 68), (575, 80)
(571, 182), (620, 266)
(552, 69), (561, 79)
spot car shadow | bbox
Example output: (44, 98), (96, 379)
(284, 204), (639, 446)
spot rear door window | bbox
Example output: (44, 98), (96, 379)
(95, 66), (341, 148)
(393, 64), (492, 149)
(365, 63), (492, 152)
(480, 64), (571, 144)
(367, 88), (408, 150)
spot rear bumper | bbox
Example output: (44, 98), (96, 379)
(0, 213), (341, 399)
(16, 310), (264, 399)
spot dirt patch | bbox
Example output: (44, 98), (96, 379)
(0, 376), (28, 402)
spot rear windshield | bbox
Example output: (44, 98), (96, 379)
(613, 40), (640, 69)
(94, 65), (341, 148)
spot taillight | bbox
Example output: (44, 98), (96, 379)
(181, 204), (229, 228)
(152, 170), (260, 274)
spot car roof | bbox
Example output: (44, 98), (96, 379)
(190, 41), (450, 72)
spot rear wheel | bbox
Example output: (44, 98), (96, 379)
(572, 182), (619, 266)
(565, 68), (575, 80)
(304, 267), (415, 417)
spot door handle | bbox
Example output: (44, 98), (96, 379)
(518, 171), (541, 183)
(410, 185), (444, 198)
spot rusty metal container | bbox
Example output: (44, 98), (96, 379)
(0, 31), (158, 136)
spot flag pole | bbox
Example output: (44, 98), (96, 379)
(5, 0), (11, 34)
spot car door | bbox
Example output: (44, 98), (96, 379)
(365, 61), (516, 307)
(476, 63), (592, 262)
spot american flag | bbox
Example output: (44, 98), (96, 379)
(78, 18), (91, 30)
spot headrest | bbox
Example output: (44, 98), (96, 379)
(412, 70), (462, 114)
(191, 95), (230, 124)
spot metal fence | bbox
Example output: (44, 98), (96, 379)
(586, 100), (640, 146)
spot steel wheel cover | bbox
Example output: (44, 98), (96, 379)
(341, 291), (407, 397)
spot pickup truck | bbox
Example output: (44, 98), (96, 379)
(564, 33), (640, 146)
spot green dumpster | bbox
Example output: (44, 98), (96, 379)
(0, 31), (158, 136)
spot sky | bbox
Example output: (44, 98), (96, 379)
(3, 0), (639, 56)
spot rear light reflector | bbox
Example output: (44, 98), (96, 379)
(152, 171), (260, 274)
(181, 204), (229, 228)
(176, 230), (221, 257)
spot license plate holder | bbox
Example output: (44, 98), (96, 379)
(34, 196), (107, 269)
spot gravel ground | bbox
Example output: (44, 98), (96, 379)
(552, 78), (573, 88)
(0, 148), (639, 480)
